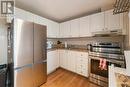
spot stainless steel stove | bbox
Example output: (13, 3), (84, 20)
(88, 42), (125, 87)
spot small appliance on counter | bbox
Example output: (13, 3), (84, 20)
(47, 41), (53, 49)
(64, 42), (68, 48)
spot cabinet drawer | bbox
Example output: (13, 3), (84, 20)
(77, 57), (88, 63)
(77, 53), (88, 58)
(82, 66), (87, 71)
(81, 58), (88, 63)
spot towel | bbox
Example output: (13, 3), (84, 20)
(99, 58), (107, 70)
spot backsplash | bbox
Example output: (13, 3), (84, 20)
(48, 36), (125, 49)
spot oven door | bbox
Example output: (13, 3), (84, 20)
(89, 56), (109, 79)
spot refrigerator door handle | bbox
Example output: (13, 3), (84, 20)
(14, 64), (33, 70)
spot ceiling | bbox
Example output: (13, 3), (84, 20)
(15, 0), (116, 22)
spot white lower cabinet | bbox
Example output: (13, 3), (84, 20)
(76, 52), (89, 77)
(47, 50), (59, 74)
(47, 50), (89, 77)
(59, 50), (89, 77)
(59, 50), (68, 69)
(67, 51), (76, 72)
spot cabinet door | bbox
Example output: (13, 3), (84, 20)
(60, 21), (71, 38)
(50, 21), (59, 38)
(81, 53), (89, 77)
(47, 50), (59, 74)
(33, 15), (59, 38)
(105, 10), (123, 31)
(33, 15), (48, 26)
(47, 51), (52, 74)
(76, 52), (89, 77)
(52, 50), (59, 69)
(47, 51), (55, 74)
(46, 20), (53, 38)
(79, 16), (92, 37)
(90, 12), (105, 33)
(59, 50), (68, 69)
(59, 50), (63, 68)
(70, 19), (80, 37)
(68, 51), (76, 72)
(55, 50), (59, 68)
(64, 50), (68, 69)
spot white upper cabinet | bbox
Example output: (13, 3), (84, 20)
(51, 21), (60, 38)
(79, 16), (92, 37)
(15, 8), (128, 38)
(33, 15), (48, 26)
(60, 21), (71, 38)
(90, 12), (105, 33)
(105, 10), (123, 31)
(34, 15), (60, 38)
(70, 19), (80, 37)
(47, 21), (59, 38)
(15, 8), (34, 22)
(15, 7), (60, 38)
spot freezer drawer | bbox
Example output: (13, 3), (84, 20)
(34, 23), (47, 63)
(33, 62), (47, 87)
(14, 65), (34, 87)
(14, 19), (34, 68)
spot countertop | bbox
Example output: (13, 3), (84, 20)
(47, 48), (89, 52)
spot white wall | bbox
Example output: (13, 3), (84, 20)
(0, 18), (7, 64)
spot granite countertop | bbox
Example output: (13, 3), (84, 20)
(47, 47), (89, 52)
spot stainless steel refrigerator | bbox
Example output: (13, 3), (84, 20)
(13, 19), (47, 87)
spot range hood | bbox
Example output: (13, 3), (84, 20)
(92, 29), (124, 37)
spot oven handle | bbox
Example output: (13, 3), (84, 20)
(89, 56), (124, 64)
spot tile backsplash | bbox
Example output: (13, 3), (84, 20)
(48, 36), (125, 49)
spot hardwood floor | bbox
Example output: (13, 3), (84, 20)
(41, 68), (100, 87)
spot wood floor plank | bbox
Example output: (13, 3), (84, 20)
(41, 68), (100, 87)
